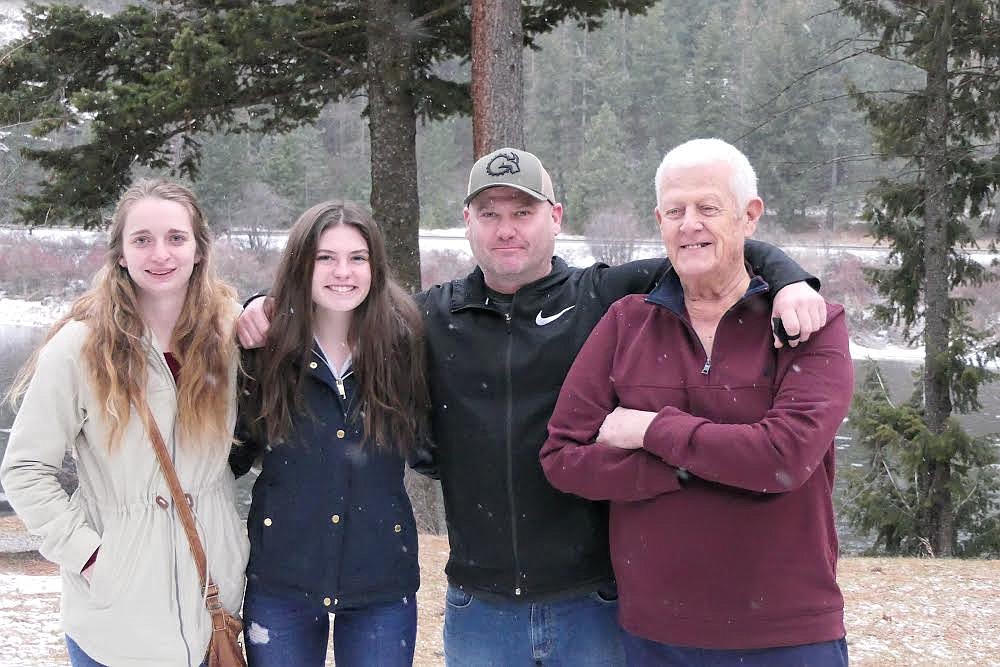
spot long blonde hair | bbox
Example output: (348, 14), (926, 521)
(7, 179), (238, 451)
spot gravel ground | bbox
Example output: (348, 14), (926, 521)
(1, 514), (997, 666)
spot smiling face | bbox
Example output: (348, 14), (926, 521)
(464, 186), (563, 293)
(655, 162), (763, 290)
(311, 223), (372, 318)
(118, 197), (199, 304)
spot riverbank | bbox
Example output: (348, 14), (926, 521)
(0, 516), (997, 666)
(0, 296), (926, 363)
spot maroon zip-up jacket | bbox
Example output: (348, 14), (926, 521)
(540, 270), (854, 650)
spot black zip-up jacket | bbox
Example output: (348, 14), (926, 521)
(414, 242), (817, 601)
(230, 345), (420, 608)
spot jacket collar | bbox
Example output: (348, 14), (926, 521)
(645, 263), (770, 316)
(299, 341), (354, 400)
(451, 257), (571, 312)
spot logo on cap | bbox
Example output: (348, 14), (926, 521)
(486, 151), (521, 176)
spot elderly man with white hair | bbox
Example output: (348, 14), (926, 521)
(541, 138), (853, 666)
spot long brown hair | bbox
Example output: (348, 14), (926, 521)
(7, 179), (237, 451)
(247, 201), (429, 455)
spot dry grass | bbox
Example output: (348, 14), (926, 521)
(1, 514), (997, 666)
(839, 557), (1000, 665)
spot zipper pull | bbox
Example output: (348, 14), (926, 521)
(335, 377), (346, 399)
(701, 359), (711, 375)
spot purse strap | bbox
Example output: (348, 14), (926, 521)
(140, 400), (224, 611)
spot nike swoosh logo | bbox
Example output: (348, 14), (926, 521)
(535, 306), (576, 326)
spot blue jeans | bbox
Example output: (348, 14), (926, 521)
(621, 633), (850, 667)
(242, 583), (416, 667)
(66, 635), (208, 667)
(443, 584), (626, 666)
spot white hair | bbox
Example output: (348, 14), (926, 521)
(654, 138), (758, 208)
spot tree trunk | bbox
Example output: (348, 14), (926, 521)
(471, 0), (524, 157)
(367, 1), (445, 534)
(921, 0), (955, 557)
(366, 0), (421, 293)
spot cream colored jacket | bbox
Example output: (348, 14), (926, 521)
(1, 319), (249, 667)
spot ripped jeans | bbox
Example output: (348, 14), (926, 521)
(241, 582), (416, 667)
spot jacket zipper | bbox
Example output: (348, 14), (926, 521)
(503, 309), (522, 596)
(313, 348), (352, 401)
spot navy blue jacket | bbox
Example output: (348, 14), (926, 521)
(230, 345), (419, 609)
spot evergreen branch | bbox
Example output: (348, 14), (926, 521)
(874, 366), (896, 408)
(0, 36), (37, 67)
(413, 0), (466, 25)
(292, 18), (366, 41)
(750, 45), (878, 111)
(882, 457), (914, 514)
(289, 38), (354, 67)
(0, 118), (67, 132)
(955, 474), (979, 513)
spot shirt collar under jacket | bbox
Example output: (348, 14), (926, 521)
(450, 256), (570, 312)
(645, 261), (770, 317)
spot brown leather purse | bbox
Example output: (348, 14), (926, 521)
(142, 402), (247, 667)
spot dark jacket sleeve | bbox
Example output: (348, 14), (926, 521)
(230, 350), (265, 478)
(592, 239), (817, 310)
(642, 304), (852, 493)
(744, 239), (820, 293)
(592, 258), (670, 308)
(407, 439), (439, 480)
(541, 302), (684, 502)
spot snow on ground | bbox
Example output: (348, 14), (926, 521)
(0, 224), (942, 361)
(0, 298), (70, 329)
(850, 339), (925, 363)
(0, 574), (64, 667)
(1, 549), (998, 666)
(1, 295), (926, 362)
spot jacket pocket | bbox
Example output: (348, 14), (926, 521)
(247, 480), (313, 586)
(86, 518), (131, 609)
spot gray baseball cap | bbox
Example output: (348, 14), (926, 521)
(465, 147), (556, 205)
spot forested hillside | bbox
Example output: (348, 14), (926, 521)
(1, 0), (926, 235)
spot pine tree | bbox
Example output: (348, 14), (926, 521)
(567, 103), (637, 232)
(839, 0), (1000, 557)
(0, 0), (657, 291)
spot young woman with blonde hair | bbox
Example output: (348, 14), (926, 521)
(231, 200), (429, 667)
(1, 179), (248, 667)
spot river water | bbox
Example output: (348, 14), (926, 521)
(3, 323), (998, 553)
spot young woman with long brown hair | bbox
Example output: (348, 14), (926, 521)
(1, 179), (248, 667)
(230, 201), (429, 667)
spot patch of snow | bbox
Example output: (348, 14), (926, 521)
(0, 572), (64, 665)
(0, 295), (936, 364)
(0, 1), (27, 45)
(850, 340), (924, 363)
(0, 298), (69, 328)
(0, 573), (60, 596)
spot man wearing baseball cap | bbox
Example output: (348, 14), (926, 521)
(417, 146), (826, 665)
(236, 146), (827, 665)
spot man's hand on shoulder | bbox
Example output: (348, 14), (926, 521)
(237, 295), (274, 349)
(771, 281), (827, 348)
